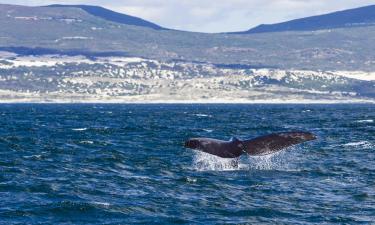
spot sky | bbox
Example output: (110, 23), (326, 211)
(3, 0), (375, 33)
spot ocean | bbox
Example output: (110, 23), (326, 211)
(0, 104), (374, 224)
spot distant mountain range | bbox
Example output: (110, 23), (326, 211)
(0, 3), (374, 71)
(0, 3), (374, 103)
(47, 4), (375, 33)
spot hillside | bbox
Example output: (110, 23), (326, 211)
(239, 5), (375, 34)
(0, 54), (374, 103)
(0, 4), (374, 71)
(47, 4), (166, 30)
(0, 4), (374, 103)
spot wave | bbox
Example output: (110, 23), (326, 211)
(194, 114), (212, 118)
(72, 128), (88, 131)
(355, 119), (374, 123)
(79, 140), (94, 144)
(202, 129), (213, 133)
(343, 141), (373, 148)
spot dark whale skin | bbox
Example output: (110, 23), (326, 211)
(243, 131), (316, 156)
(185, 131), (316, 158)
(185, 138), (244, 158)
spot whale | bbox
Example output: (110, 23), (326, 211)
(184, 131), (316, 158)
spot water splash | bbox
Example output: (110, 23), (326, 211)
(245, 148), (302, 171)
(192, 151), (240, 171)
(192, 148), (301, 171)
(245, 152), (287, 170)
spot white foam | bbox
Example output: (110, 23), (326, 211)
(343, 141), (373, 148)
(192, 151), (240, 171)
(203, 129), (213, 133)
(80, 140), (94, 144)
(23, 155), (43, 160)
(186, 177), (197, 183)
(244, 150), (297, 171)
(356, 119), (374, 123)
(192, 147), (301, 172)
(72, 128), (87, 131)
(123, 189), (148, 197)
(92, 202), (111, 207)
(195, 114), (211, 118)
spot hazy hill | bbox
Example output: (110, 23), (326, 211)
(47, 4), (166, 30)
(0, 4), (374, 71)
(238, 5), (375, 34)
(0, 3), (374, 103)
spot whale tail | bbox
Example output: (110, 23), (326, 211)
(243, 131), (316, 156)
(185, 131), (316, 158)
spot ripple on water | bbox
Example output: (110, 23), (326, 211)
(0, 104), (374, 224)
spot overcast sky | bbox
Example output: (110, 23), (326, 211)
(3, 0), (375, 32)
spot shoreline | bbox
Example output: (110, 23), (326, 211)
(0, 99), (374, 104)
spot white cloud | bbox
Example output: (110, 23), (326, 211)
(3, 0), (375, 32)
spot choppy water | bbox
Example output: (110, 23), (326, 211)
(0, 104), (374, 224)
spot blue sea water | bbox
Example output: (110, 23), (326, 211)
(0, 104), (374, 224)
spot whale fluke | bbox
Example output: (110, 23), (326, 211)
(242, 131), (316, 156)
(185, 131), (316, 158)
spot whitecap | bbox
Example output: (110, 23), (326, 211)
(356, 119), (374, 123)
(343, 141), (373, 148)
(123, 189), (148, 197)
(72, 128), (87, 131)
(203, 129), (213, 133)
(195, 114), (211, 118)
(186, 177), (197, 183)
(23, 155), (43, 160)
(92, 202), (111, 207)
(80, 140), (94, 144)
